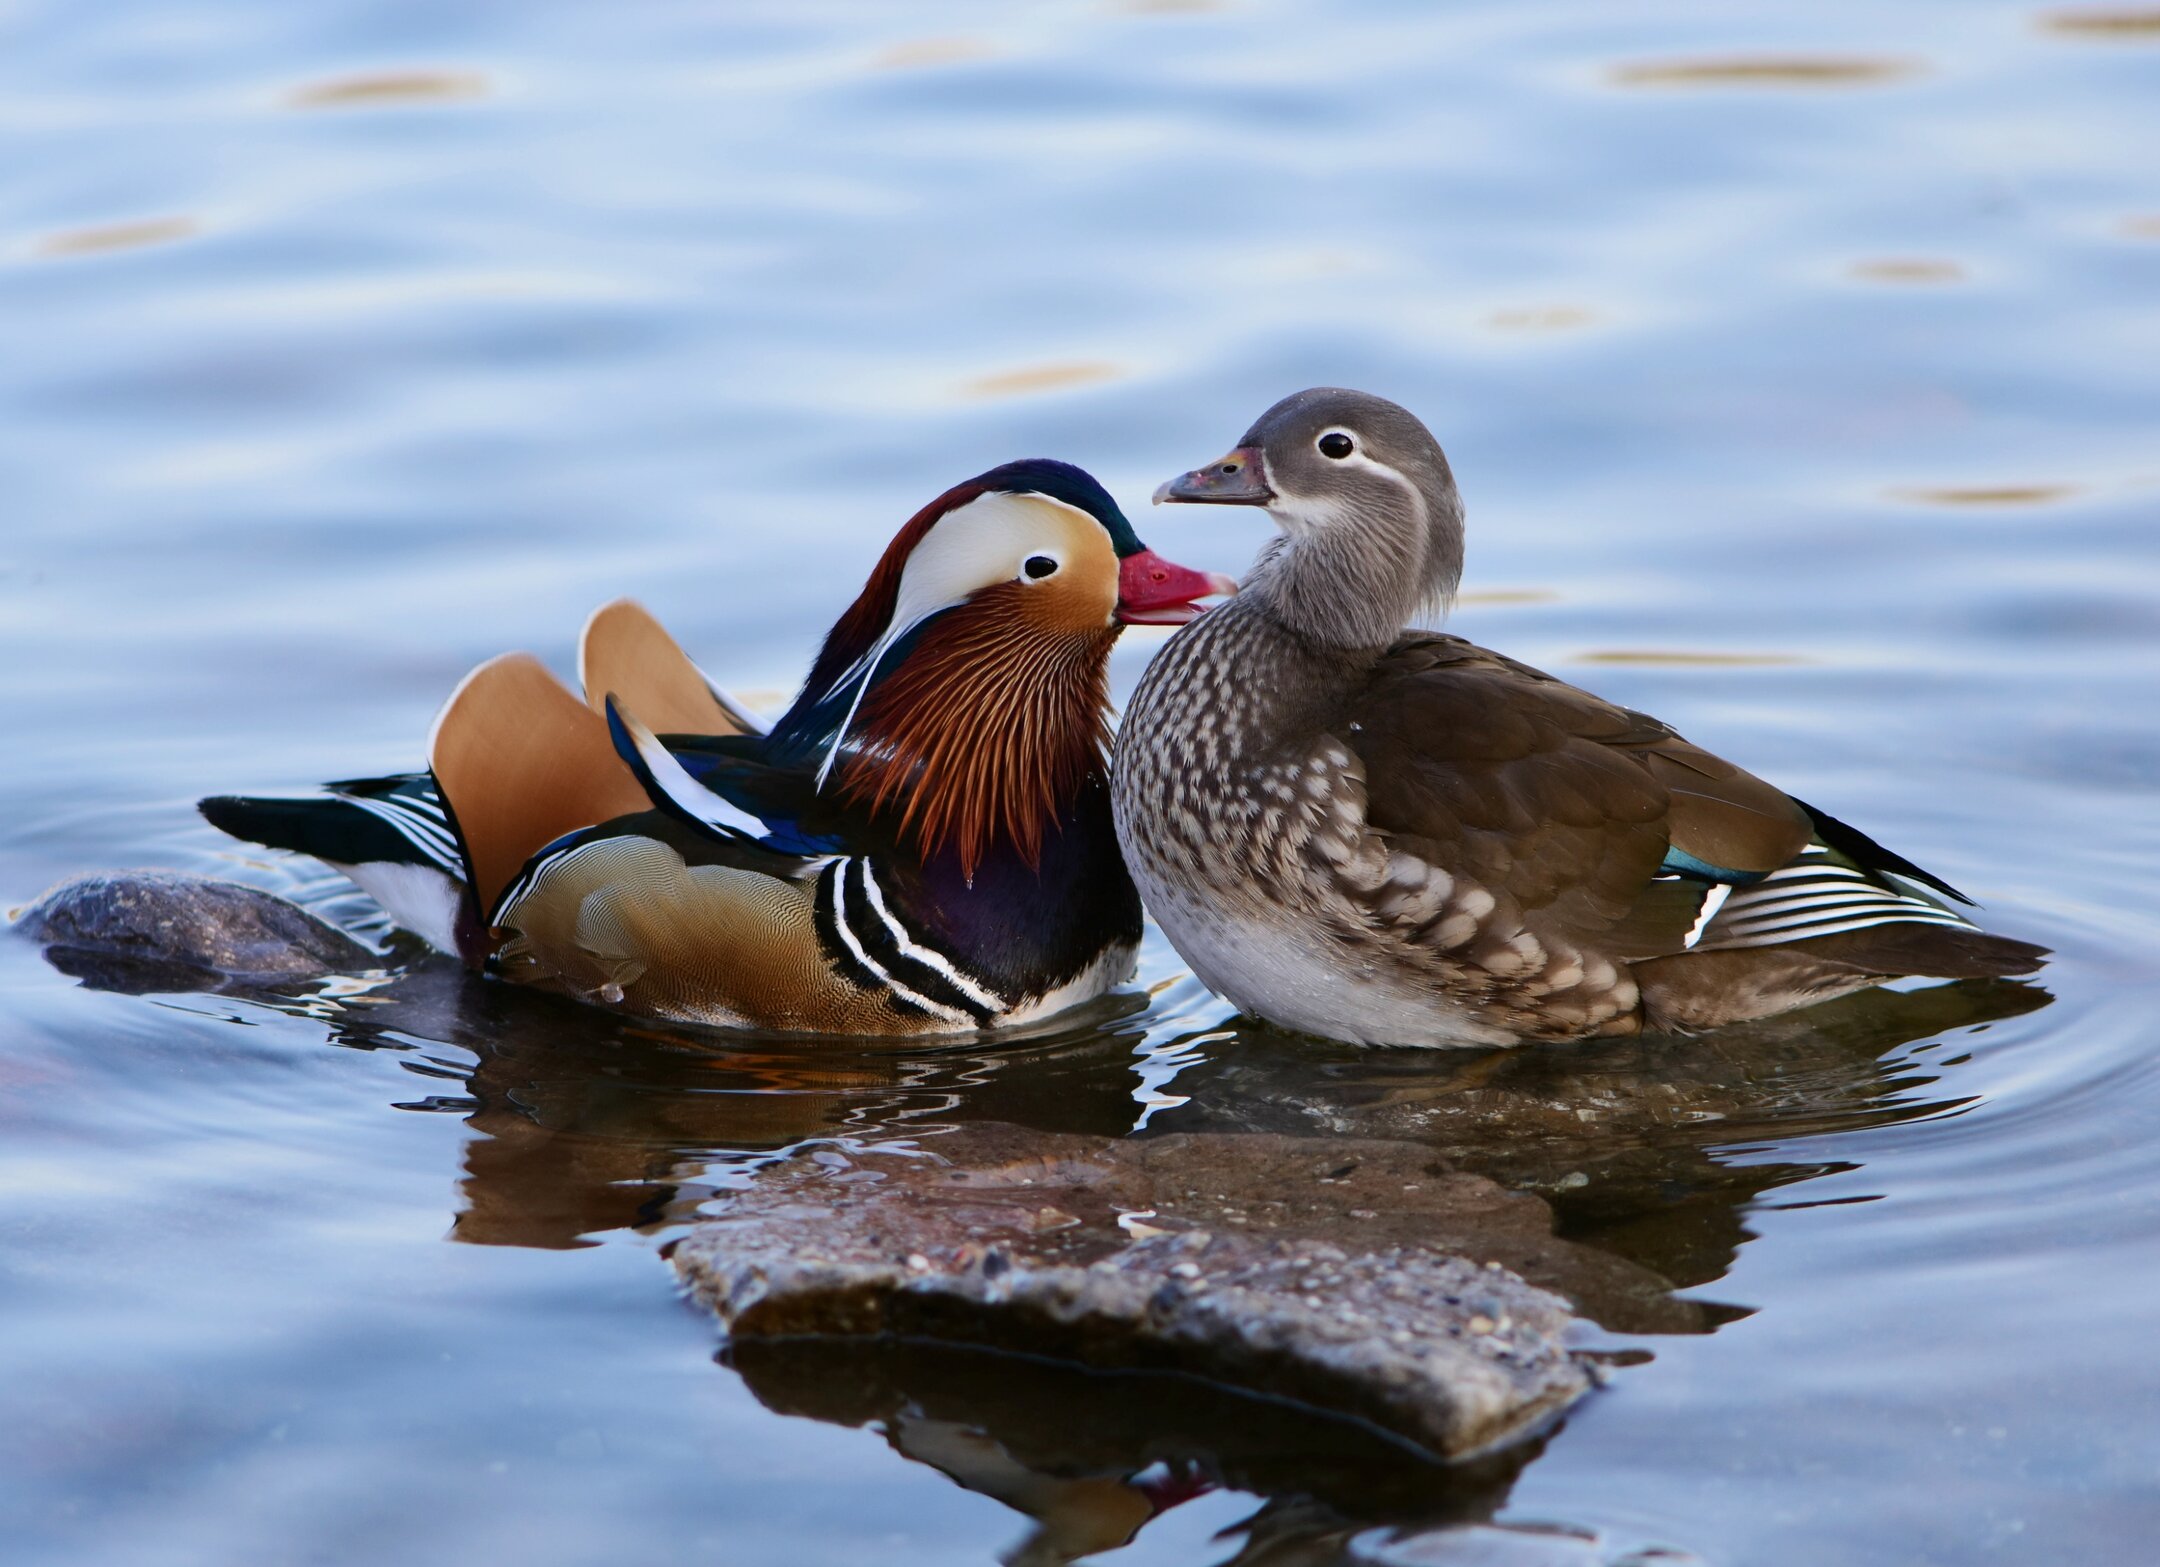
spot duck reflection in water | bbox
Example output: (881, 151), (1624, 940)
(297, 959), (1164, 1249)
(34, 935), (2046, 1560)
(314, 962), (2043, 1295)
(1146, 976), (2052, 1315)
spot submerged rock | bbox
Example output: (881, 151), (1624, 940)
(13, 871), (377, 987)
(673, 1123), (1661, 1460)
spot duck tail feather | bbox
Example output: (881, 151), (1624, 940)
(1794, 798), (1974, 905)
(199, 780), (460, 872)
(427, 652), (653, 916)
(1796, 921), (2050, 980)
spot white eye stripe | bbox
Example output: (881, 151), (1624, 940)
(814, 489), (1097, 787)
(1267, 445), (1421, 535)
(1323, 445), (1409, 485)
(887, 491), (1085, 621)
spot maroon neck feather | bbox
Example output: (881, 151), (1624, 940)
(833, 584), (1117, 879)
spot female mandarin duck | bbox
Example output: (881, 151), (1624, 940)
(1112, 389), (2046, 1048)
(203, 460), (1232, 1033)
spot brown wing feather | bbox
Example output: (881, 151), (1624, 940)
(429, 652), (655, 913)
(1345, 634), (1808, 955)
(577, 599), (750, 737)
(1639, 745), (1811, 874)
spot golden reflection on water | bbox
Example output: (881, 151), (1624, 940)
(959, 360), (1123, 399)
(1849, 258), (1966, 284)
(285, 70), (490, 109)
(1457, 589), (1559, 607)
(31, 217), (198, 258)
(1890, 483), (2082, 506)
(1611, 56), (1920, 88)
(1573, 650), (1807, 667)
(2039, 8), (2160, 37)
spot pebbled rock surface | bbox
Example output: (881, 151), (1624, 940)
(673, 1123), (1666, 1460)
(13, 871), (377, 984)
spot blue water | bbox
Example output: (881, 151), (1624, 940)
(5, 1), (2159, 1562)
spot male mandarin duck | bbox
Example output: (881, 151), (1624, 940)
(202, 459), (1233, 1034)
(1112, 389), (2046, 1048)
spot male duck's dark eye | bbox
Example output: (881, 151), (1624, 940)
(1023, 554), (1059, 580)
(1318, 432), (1355, 460)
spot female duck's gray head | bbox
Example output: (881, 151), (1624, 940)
(1154, 387), (1465, 649)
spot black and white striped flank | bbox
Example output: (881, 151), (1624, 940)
(813, 857), (1003, 1026)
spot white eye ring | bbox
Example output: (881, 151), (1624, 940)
(1021, 553), (1060, 581)
(1317, 430), (1355, 460)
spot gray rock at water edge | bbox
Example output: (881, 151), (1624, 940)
(12, 871), (377, 981)
(673, 1123), (1619, 1461)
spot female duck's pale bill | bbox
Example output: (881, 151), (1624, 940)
(204, 459), (1234, 1034)
(1112, 388), (2045, 1048)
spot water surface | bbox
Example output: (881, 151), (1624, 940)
(5, 1), (2159, 1562)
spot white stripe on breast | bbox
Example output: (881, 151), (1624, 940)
(856, 861), (1004, 1012)
(828, 860), (973, 1025)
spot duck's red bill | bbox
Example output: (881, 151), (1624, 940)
(1116, 549), (1239, 625)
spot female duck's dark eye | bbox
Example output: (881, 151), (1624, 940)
(1023, 554), (1059, 580)
(1318, 432), (1354, 460)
